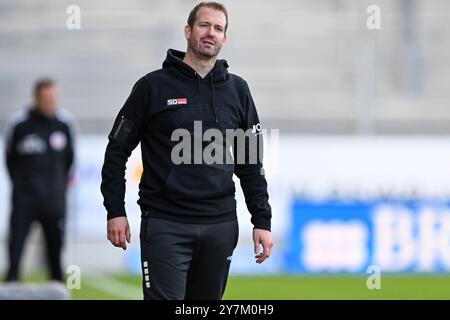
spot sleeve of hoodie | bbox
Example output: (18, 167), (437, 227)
(101, 77), (150, 220)
(234, 81), (272, 231)
(4, 121), (19, 181)
(59, 111), (77, 181)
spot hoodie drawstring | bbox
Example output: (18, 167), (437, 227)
(194, 72), (200, 98)
(210, 73), (218, 123)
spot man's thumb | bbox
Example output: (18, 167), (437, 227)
(254, 240), (260, 254)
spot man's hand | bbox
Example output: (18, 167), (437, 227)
(107, 216), (131, 250)
(252, 228), (273, 264)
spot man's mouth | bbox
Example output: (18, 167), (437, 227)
(201, 39), (215, 46)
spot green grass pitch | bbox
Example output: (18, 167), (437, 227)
(51, 274), (450, 300)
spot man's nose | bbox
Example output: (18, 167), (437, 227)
(206, 26), (216, 37)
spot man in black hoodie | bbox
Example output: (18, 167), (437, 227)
(101, 1), (273, 300)
(4, 79), (75, 282)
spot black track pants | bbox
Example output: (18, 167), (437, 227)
(6, 202), (65, 282)
(140, 216), (239, 300)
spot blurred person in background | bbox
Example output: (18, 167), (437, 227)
(3, 78), (75, 282)
(101, 1), (273, 300)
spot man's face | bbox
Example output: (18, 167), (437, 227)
(35, 85), (57, 117)
(185, 7), (227, 59)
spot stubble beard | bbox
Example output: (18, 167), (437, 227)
(189, 37), (222, 59)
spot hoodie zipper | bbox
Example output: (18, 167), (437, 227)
(113, 115), (125, 139)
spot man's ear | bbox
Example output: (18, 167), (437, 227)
(184, 25), (191, 40)
(223, 33), (228, 45)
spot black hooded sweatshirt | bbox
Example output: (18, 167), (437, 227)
(101, 49), (272, 230)
(5, 107), (75, 213)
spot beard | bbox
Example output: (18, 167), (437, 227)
(188, 36), (222, 59)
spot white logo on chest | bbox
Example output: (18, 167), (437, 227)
(49, 131), (67, 151)
(17, 134), (47, 155)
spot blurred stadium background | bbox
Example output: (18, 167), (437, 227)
(1, 0), (450, 299)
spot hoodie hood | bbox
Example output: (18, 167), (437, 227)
(162, 49), (229, 82)
(163, 49), (230, 122)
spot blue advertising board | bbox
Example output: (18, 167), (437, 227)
(284, 199), (450, 273)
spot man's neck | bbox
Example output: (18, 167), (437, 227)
(34, 106), (55, 119)
(183, 49), (216, 79)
